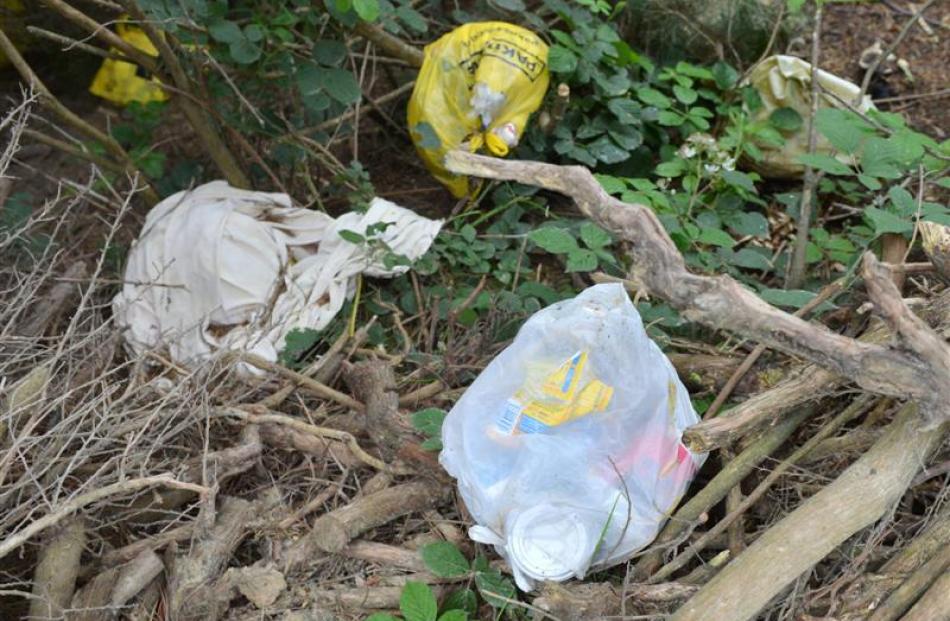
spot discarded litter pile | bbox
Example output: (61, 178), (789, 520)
(113, 181), (442, 371)
(408, 22), (549, 197)
(441, 283), (705, 590)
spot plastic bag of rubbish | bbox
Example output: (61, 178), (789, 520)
(407, 22), (549, 198)
(112, 181), (441, 374)
(742, 55), (875, 178)
(440, 283), (705, 591)
(88, 16), (168, 106)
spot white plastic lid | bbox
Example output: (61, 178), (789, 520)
(506, 504), (593, 583)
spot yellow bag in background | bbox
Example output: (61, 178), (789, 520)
(89, 18), (168, 106)
(407, 22), (549, 197)
(0, 0), (26, 68)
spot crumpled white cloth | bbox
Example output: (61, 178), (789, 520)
(113, 181), (442, 371)
(743, 55), (876, 178)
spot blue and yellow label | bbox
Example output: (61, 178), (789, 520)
(497, 351), (613, 434)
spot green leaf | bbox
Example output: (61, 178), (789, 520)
(720, 170), (756, 193)
(673, 85), (698, 104)
(636, 87), (671, 109)
(401, 582), (438, 621)
(657, 110), (683, 126)
(711, 61), (739, 89)
(313, 40), (348, 66)
(607, 98), (640, 124)
(442, 589), (478, 615)
(338, 229), (365, 244)
(797, 153), (852, 175)
(655, 160), (685, 177)
(243, 24), (264, 42)
(208, 19), (243, 43)
(548, 45), (578, 73)
(864, 207), (913, 236)
(726, 248), (772, 270)
(420, 437), (443, 451)
(580, 222), (611, 249)
(587, 135), (630, 164)
(815, 108), (872, 153)
(888, 186), (917, 216)
(322, 67), (362, 104)
(411, 408), (446, 436)
(857, 174), (882, 190)
(566, 248), (598, 272)
(396, 5), (428, 32)
(229, 39), (261, 64)
(697, 228), (736, 248)
(353, 0), (380, 21)
(760, 288), (820, 310)
(595, 174), (626, 195)
(421, 542), (469, 578)
(412, 122), (442, 151)
(475, 570), (516, 609)
(725, 211), (769, 237)
(437, 612), (467, 621)
(769, 107), (803, 132)
(529, 227), (578, 253)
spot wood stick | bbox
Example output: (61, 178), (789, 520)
(345, 359), (405, 458)
(282, 480), (447, 569)
(0, 475), (207, 560)
(669, 403), (945, 621)
(353, 22), (423, 67)
(28, 517), (86, 621)
(899, 570), (950, 621)
(238, 353), (364, 411)
(868, 542), (950, 621)
(786, 2), (823, 289)
(919, 221), (950, 282)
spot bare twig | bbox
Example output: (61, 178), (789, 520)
(786, 2), (823, 289)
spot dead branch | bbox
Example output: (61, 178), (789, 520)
(282, 480), (448, 570)
(0, 474), (207, 560)
(17, 261), (88, 337)
(166, 495), (257, 620)
(239, 353), (364, 411)
(28, 517), (86, 621)
(221, 405), (408, 474)
(353, 22), (424, 67)
(900, 569), (950, 621)
(341, 540), (428, 573)
(669, 403), (946, 621)
(308, 584), (448, 610)
(344, 359), (407, 459)
(444, 151), (950, 426)
(857, 0), (939, 101)
(866, 541), (950, 621)
(786, 2), (823, 289)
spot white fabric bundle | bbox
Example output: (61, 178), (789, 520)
(113, 181), (442, 371)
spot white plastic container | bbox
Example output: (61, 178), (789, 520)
(440, 283), (705, 591)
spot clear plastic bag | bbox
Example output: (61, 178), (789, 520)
(440, 283), (705, 591)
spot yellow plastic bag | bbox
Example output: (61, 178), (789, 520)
(89, 18), (168, 106)
(742, 55), (875, 179)
(0, 0), (26, 68)
(407, 22), (549, 197)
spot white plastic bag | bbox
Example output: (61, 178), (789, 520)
(113, 181), (442, 373)
(440, 283), (705, 591)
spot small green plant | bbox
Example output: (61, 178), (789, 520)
(411, 408), (446, 451)
(365, 541), (520, 621)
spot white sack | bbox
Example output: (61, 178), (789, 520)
(113, 181), (441, 371)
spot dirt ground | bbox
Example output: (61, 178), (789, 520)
(821, 0), (950, 139)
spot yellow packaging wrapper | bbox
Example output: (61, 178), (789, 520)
(407, 22), (549, 197)
(89, 18), (168, 106)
